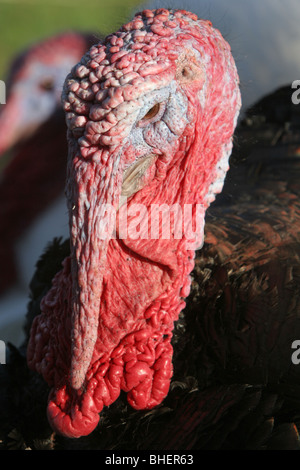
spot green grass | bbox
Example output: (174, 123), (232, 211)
(0, 0), (144, 77)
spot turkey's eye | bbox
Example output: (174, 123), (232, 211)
(181, 67), (190, 77)
(139, 103), (161, 125)
(143, 103), (160, 120)
(39, 78), (55, 91)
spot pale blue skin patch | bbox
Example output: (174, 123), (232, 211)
(125, 81), (189, 165)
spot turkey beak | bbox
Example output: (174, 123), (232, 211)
(68, 146), (124, 390)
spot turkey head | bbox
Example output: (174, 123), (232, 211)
(27, 9), (241, 438)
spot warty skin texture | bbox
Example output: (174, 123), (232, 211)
(27, 9), (241, 438)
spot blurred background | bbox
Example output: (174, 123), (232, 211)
(0, 0), (300, 346)
(0, 0), (140, 74)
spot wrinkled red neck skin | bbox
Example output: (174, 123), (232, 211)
(27, 121), (225, 438)
(27, 9), (240, 438)
(27, 129), (200, 439)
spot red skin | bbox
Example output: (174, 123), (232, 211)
(27, 9), (241, 438)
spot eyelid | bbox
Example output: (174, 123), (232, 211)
(138, 101), (165, 127)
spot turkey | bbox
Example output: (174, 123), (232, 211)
(1, 8), (300, 451)
(0, 31), (95, 295)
